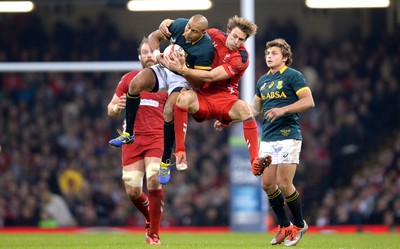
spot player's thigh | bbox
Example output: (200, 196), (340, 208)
(122, 140), (146, 166)
(131, 68), (157, 93)
(166, 70), (189, 95)
(122, 160), (145, 197)
(260, 139), (301, 165)
(276, 163), (297, 184)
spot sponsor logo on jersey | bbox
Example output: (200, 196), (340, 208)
(223, 53), (231, 63)
(280, 129), (291, 136)
(140, 99), (159, 107)
(261, 91), (287, 99)
(277, 80), (283, 89)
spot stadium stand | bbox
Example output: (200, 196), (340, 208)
(0, 13), (399, 228)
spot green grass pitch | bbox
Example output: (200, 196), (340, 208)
(0, 232), (398, 249)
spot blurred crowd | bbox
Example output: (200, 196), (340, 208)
(0, 13), (399, 229)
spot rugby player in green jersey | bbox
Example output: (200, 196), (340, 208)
(251, 38), (315, 247)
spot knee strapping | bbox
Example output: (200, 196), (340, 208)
(122, 170), (144, 188)
(146, 162), (160, 179)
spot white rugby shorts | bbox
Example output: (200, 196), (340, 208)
(150, 64), (190, 95)
(259, 139), (302, 165)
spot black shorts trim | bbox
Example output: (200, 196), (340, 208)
(149, 67), (159, 93)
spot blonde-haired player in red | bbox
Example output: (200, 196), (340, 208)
(107, 37), (167, 245)
(161, 16), (271, 180)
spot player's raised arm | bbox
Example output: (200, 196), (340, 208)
(148, 19), (173, 58)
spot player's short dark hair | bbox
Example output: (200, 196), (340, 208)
(265, 38), (293, 66)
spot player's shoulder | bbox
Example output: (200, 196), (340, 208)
(200, 32), (213, 46)
(207, 28), (224, 37)
(173, 18), (189, 24)
(195, 33), (214, 53)
(283, 67), (305, 79)
(283, 66), (301, 75)
(170, 18), (188, 30)
(230, 46), (249, 65)
(237, 46), (248, 57)
(207, 29), (226, 44)
(282, 67), (307, 87)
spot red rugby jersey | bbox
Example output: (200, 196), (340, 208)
(115, 71), (167, 136)
(198, 28), (249, 97)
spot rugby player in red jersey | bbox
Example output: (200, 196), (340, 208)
(162, 16), (271, 181)
(107, 37), (167, 245)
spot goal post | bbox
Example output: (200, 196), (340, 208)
(0, 61), (141, 72)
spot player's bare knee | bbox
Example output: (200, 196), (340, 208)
(277, 181), (293, 194)
(147, 174), (161, 190)
(176, 91), (193, 108)
(238, 101), (253, 120)
(125, 185), (142, 200)
(163, 105), (174, 121)
(176, 93), (186, 106)
(262, 181), (275, 192)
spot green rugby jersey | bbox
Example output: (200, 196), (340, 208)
(167, 18), (214, 70)
(255, 66), (310, 142)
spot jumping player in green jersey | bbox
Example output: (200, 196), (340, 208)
(251, 38), (315, 247)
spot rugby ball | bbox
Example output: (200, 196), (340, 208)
(163, 44), (185, 57)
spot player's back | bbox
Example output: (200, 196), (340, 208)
(135, 92), (168, 136)
(115, 71), (167, 136)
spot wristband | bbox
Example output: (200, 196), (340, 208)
(180, 66), (188, 76)
(113, 104), (120, 113)
(153, 49), (161, 58)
